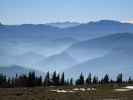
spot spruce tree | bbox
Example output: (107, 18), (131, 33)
(76, 73), (84, 85)
(116, 73), (123, 84)
(52, 71), (57, 85)
(70, 78), (73, 86)
(93, 76), (98, 84)
(103, 74), (109, 84)
(128, 76), (132, 84)
(60, 72), (65, 85)
(44, 71), (50, 86)
(86, 73), (91, 85)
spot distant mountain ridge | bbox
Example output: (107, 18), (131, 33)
(64, 33), (133, 62)
(0, 20), (133, 78)
(1, 20), (133, 40)
(46, 22), (80, 28)
(65, 48), (133, 79)
(64, 33), (133, 78)
(37, 52), (77, 72)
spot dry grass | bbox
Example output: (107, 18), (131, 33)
(0, 86), (133, 100)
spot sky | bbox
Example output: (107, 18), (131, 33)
(0, 0), (133, 25)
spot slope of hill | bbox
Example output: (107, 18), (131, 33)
(0, 65), (45, 78)
(0, 24), (60, 39)
(65, 49), (133, 79)
(13, 51), (45, 67)
(37, 52), (77, 72)
(65, 33), (133, 62)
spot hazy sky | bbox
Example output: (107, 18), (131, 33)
(0, 0), (133, 24)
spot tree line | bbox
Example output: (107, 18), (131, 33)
(0, 71), (133, 88)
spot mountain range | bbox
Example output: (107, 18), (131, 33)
(1, 20), (133, 40)
(0, 20), (133, 78)
(64, 33), (133, 79)
(46, 22), (80, 28)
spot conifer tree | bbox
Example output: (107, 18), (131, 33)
(92, 76), (98, 84)
(103, 74), (109, 84)
(60, 72), (65, 85)
(76, 73), (84, 85)
(128, 76), (132, 84)
(70, 78), (73, 86)
(116, 73), (123, 84)
(86, 73), (92, 85)
(44, 71), (50, 86)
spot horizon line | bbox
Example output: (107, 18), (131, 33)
(0, 19), (133, 25)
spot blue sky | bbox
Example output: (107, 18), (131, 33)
(0, 0), (133, 24)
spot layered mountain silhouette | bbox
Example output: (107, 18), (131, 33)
(65, 48), (133, 79)
(64, 33), (133, 78)
(65, 33), (133, 62)
(37, 52), (77, 72)
(0, 20), (133, 78)
(0, 20), (133, 40)
(13, 52), (45, 67)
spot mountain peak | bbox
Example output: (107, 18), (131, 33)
(95, 20), (121, 24)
